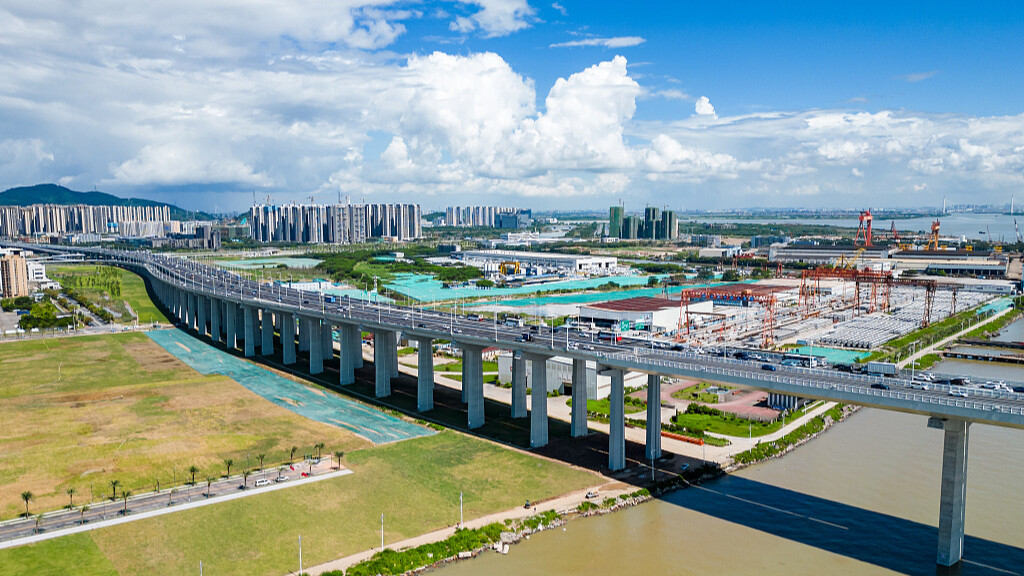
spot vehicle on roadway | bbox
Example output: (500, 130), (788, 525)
(761, 363), (777, 371)
(254, 479), (271, 487)
(949, 389), (969, 398)
(871, 383), (890, 390)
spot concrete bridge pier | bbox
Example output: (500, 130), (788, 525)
(196, 295), (207, 336)
(511, 354), (527, 419)
(462, 343), (485, 429)
(604, 367), (626, 471)
(243, 306), (257, 357)
(527, 353), (550, 448)
(374, 330), (395, 397)
(186, 292), (196, 330)
(321, 322), (334, 365)
(209, 297), (221, 344)
(298, 316), (311, 353)
(646, 373), (662, 460)
(261, 309), (274, 356)
(338, 325), (357, 385)
(932, 417), (971, 566)
(224, 301), (237, 350)
(388, 331), (399, 378)
(571, 358), (588, 437)
(304, 317), (323, 375)
(281, 312), (296, 365)
(235, 304), (245, 344)
(351, 326), (364, 370)
(416, 337), (434, 411)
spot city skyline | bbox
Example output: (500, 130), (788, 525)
(2, 1), (1022, 212)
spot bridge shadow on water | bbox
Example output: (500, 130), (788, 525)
(662, 474), (1024, 576)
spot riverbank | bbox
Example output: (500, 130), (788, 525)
(306, 405), (858, 576)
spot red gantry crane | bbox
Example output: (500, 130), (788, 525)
(855, 209), (874, 247)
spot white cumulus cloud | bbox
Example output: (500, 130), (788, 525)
(694, 96), (716, 116)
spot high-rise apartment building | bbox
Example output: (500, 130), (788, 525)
(0, 204), (171, 237)
(249, 202), (421, 244)
(0, 250), (29, 298)
(608, 206), (624, 238)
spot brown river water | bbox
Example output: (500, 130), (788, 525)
(437, 335), (1024, 575)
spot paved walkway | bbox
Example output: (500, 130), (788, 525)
(898, 305), (1016, 369)
(0, 463), (349, 550)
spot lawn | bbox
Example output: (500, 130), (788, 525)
(435, 359), (500, 373)
(0, 332), (367, 518)
(567, 398), (645, 416)
(671, 402), (816, 438)
(0, 431), (599, 576)
(670, 381), (734, 404)
(49, 265), (169, 325)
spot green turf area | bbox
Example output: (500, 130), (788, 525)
(567, 397), (644, 415)
(435, 359), (500, 373)
(670, 402), (815, 438)
(0, 332), (367, 517)
(0, 533), (119, 576)
(670, 381), (734, 404)
(0, 431), (598, 576)
(49, 265), (169, 325)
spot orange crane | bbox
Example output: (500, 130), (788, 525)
(890, 220), (900, 243)
(926, 220), (941, 251)
(855, 209), (873, 246)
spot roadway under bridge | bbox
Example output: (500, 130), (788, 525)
(6, 241), (1024, 567)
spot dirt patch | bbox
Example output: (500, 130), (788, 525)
(123, 339), (182, 372)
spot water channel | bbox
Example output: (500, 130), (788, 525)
(437, 328), (1024, 576)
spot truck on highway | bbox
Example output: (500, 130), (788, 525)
(865, 361), (898, 376)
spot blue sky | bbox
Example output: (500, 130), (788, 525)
(1, 1), (1022, 212)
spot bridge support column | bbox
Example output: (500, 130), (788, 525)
(934, 417), (971, 567)
(243, 306), (256, 357)
(298, 317), (311, 353)
(511, 354), (527, 418)
(171, 289), (181, 320)
(388, 331), (399, 378)
(179, 290), (187, 324)
(322, 322), (334, 365)
(528, 354), (549, 448)
(209, 298), (221, 343)
(646, 373), (662, 460)
(305, 317), (323, 375)
(281, 312), (296, 365)
(351, 326), (364, 369)
(462, 344), (485, 429)
(607, 368), (626, 471)
(416, 338), (434, 412)
(224, 301), (237, 350)
(571, 358), (588, 437)
(338, 325), (356, 385)
(186, 293), (196, 330)
(235, 304), (245, 344)
(374, 330), (394, 397)
(261, 309), (274, 356)
(197, 296), (208, 336)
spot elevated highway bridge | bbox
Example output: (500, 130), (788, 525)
(5, 241), (1021, 567)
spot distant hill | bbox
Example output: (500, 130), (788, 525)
(0, 184), (213, 221)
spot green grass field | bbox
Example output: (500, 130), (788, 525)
(670, 381), (734, 404)
(49, 265), (169, 325)
(566, 398), (644, 416)
(0, 431), (598, 576)
(0, 332), (367, 518)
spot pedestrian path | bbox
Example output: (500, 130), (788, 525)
(147, 329), (433, 444)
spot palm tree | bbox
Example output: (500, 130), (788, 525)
(333, 451), (345, 470)
(188, 465), (199, 485)
(168, 488), (177, 506)
(315, 442), (326, 459)
(109, 479), (120, 502)
(34, 513), (44, 534)
(80, 505), (89, 525)
(257, 453), (266, 471)
(205, 477), (215, 497)
(121, 491), (132, 515)
(289, 446), (298, 464)
(223, 458), (233, 478)
(241, 469), (251, 489)
(20, 491), (33, 516)
(66, 487), (76, 509)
